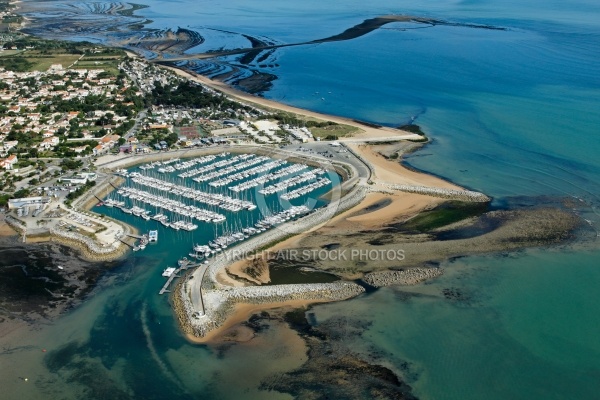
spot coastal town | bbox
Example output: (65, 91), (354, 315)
(0, 33), (365, 246)
(0, 31), (500, 342)
(0, 1), (596, 399)
(0, 10), (500, 346)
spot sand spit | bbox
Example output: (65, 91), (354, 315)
(147, 14), (506, 63)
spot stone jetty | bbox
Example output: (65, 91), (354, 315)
(5, 215), (26, 233)
(363, 267), (444, 287)
(175, 281), (365, 338)
(203, 184), (368, 289)
(48, 226), (130, 261)
(175, 182), (369, 339)
(385, 184), (491, 202)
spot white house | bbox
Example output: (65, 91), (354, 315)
(0, 154), (18, 170)
(39, 136), (60, 150)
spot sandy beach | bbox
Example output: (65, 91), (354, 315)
(225, 141), (459, 285)
(0, 215), (18, 237)
(160, 63), (422, 141)
(185, 299), (328, 344)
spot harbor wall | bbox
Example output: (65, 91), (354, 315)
(385, 184), (491, 202)
(175, 183), (369, 339)
(363, 268), (444, 287)
(175, 281), (365, 338)
(49, 226), (130, 261)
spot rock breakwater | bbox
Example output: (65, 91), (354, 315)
(386, 184), (491, 202)
(176, 281), (365, 339)
(363, 267), (444, 287)
(49, 227), (128, 261)
(176, 183), (369, 339)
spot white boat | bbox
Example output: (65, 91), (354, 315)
(148, 230), (158, 242)
(162, 267), (176, 277)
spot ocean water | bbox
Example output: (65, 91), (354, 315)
(6, 0), (600, 398)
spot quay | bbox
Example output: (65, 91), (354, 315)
(159, 260), (203, 295)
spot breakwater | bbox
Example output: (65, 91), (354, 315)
(4, 215), (25, 233)
(363, 267), (444, 287)
(176, 181), (369, 339)
(203, 184), (368, 290)
(48, 226), (129, 261)
(175, 281), (365, 338)
(385, 184), (491, 202)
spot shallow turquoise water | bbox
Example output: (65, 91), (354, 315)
(10, 0), (600, 398)
(314, 248), (600, 399)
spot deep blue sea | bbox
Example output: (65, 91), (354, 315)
(4, 0), (600, 399)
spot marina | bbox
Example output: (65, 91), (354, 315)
(4, 1), (599, 398)
(97, 152), (339, 291)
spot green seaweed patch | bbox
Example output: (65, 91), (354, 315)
(283, 308), (327, 340)
(393, 201), (489, 233)
(398, 124), (426, 136)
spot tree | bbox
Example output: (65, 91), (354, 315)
(60, 158), (83, 171)
(13, 188), (30, 198)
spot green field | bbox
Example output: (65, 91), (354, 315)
(0, 37), (126, 73)
(309, 123), (360, 139)
(24, 54), (82, 70)
(0, 53), (125, 73)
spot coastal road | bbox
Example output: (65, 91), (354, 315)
(124, 110), (147, 140)
(190, 263), (209, 316)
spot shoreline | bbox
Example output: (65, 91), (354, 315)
(0, 174), (137, 262)
(0, 39), (489, 341)
(131, 55), (494, 342)
(155, 61), (424, 142)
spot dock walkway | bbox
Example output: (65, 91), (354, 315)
(159, 261), (202, 295)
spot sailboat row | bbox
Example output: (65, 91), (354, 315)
(208, 159), (287, 187)
(190, 205), (311, 257)
(178, 153), (253, 179)
(258, 169), (325, 195)
(192, 155), (270, 183)
(138, 158), (181, 171)
(280, 177), (332, 200)
(228, 163), (310, 192)
(127, 172), (256, 212)
(116, 186), (226, 223)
